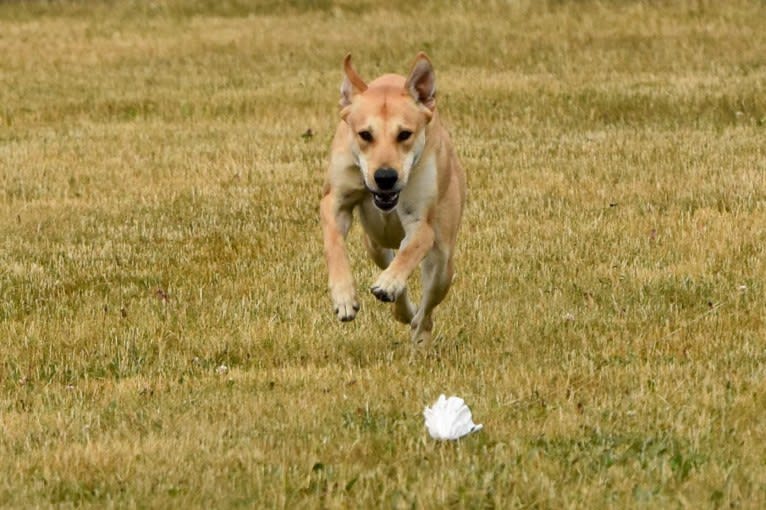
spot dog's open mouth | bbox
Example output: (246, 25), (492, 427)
(372, 191), (399, 211)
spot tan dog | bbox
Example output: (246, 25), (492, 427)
(320, 52), (466, 346)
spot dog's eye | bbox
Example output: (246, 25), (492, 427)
(358, 130), (373, 143)
(397, 130), (413, 142)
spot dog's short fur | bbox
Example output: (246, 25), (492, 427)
(320, 52), (466, 345)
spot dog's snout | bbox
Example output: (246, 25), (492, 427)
(374, 168), (398, 190)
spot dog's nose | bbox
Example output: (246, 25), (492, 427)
(374, 168), (398, 190)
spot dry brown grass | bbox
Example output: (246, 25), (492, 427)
(1, 0), (765, 507)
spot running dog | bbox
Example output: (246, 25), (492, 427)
(320, 52), (466, 345)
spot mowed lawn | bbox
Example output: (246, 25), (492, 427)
(1, 0), (765, 507)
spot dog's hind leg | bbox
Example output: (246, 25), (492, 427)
(411, 248), (453, 346)
(392, 288), (416, 325)
(364, 235), (416, 324)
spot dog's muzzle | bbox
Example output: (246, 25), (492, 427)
(372, 190), (399, 211)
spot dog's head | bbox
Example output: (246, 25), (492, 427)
(339, 53), (436, 212)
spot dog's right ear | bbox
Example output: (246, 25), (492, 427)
(340, 54), (367, 111)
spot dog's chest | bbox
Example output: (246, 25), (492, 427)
(358, 197), (406, 249)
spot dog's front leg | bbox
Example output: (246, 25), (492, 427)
(370, 220), (434, 303)
(320, 191), (359, 321)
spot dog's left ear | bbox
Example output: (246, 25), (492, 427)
(405, 52), (436, 112)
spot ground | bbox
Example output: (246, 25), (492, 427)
(1, 0), (765, 507)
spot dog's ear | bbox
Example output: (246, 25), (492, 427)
(340, 54), (367, 109)
(405, 52), (436, 112)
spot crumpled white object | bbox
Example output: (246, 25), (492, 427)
(423, 394), (483, 440)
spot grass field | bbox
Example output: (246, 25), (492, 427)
(1, 0), (766, 507)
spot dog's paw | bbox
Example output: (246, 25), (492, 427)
(411, 328), (432, 348)
(370, 271), (406, 303)
(331, 287), (359, 322)
(333, 298), (359, 322)
(334, 300), (360, 322)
